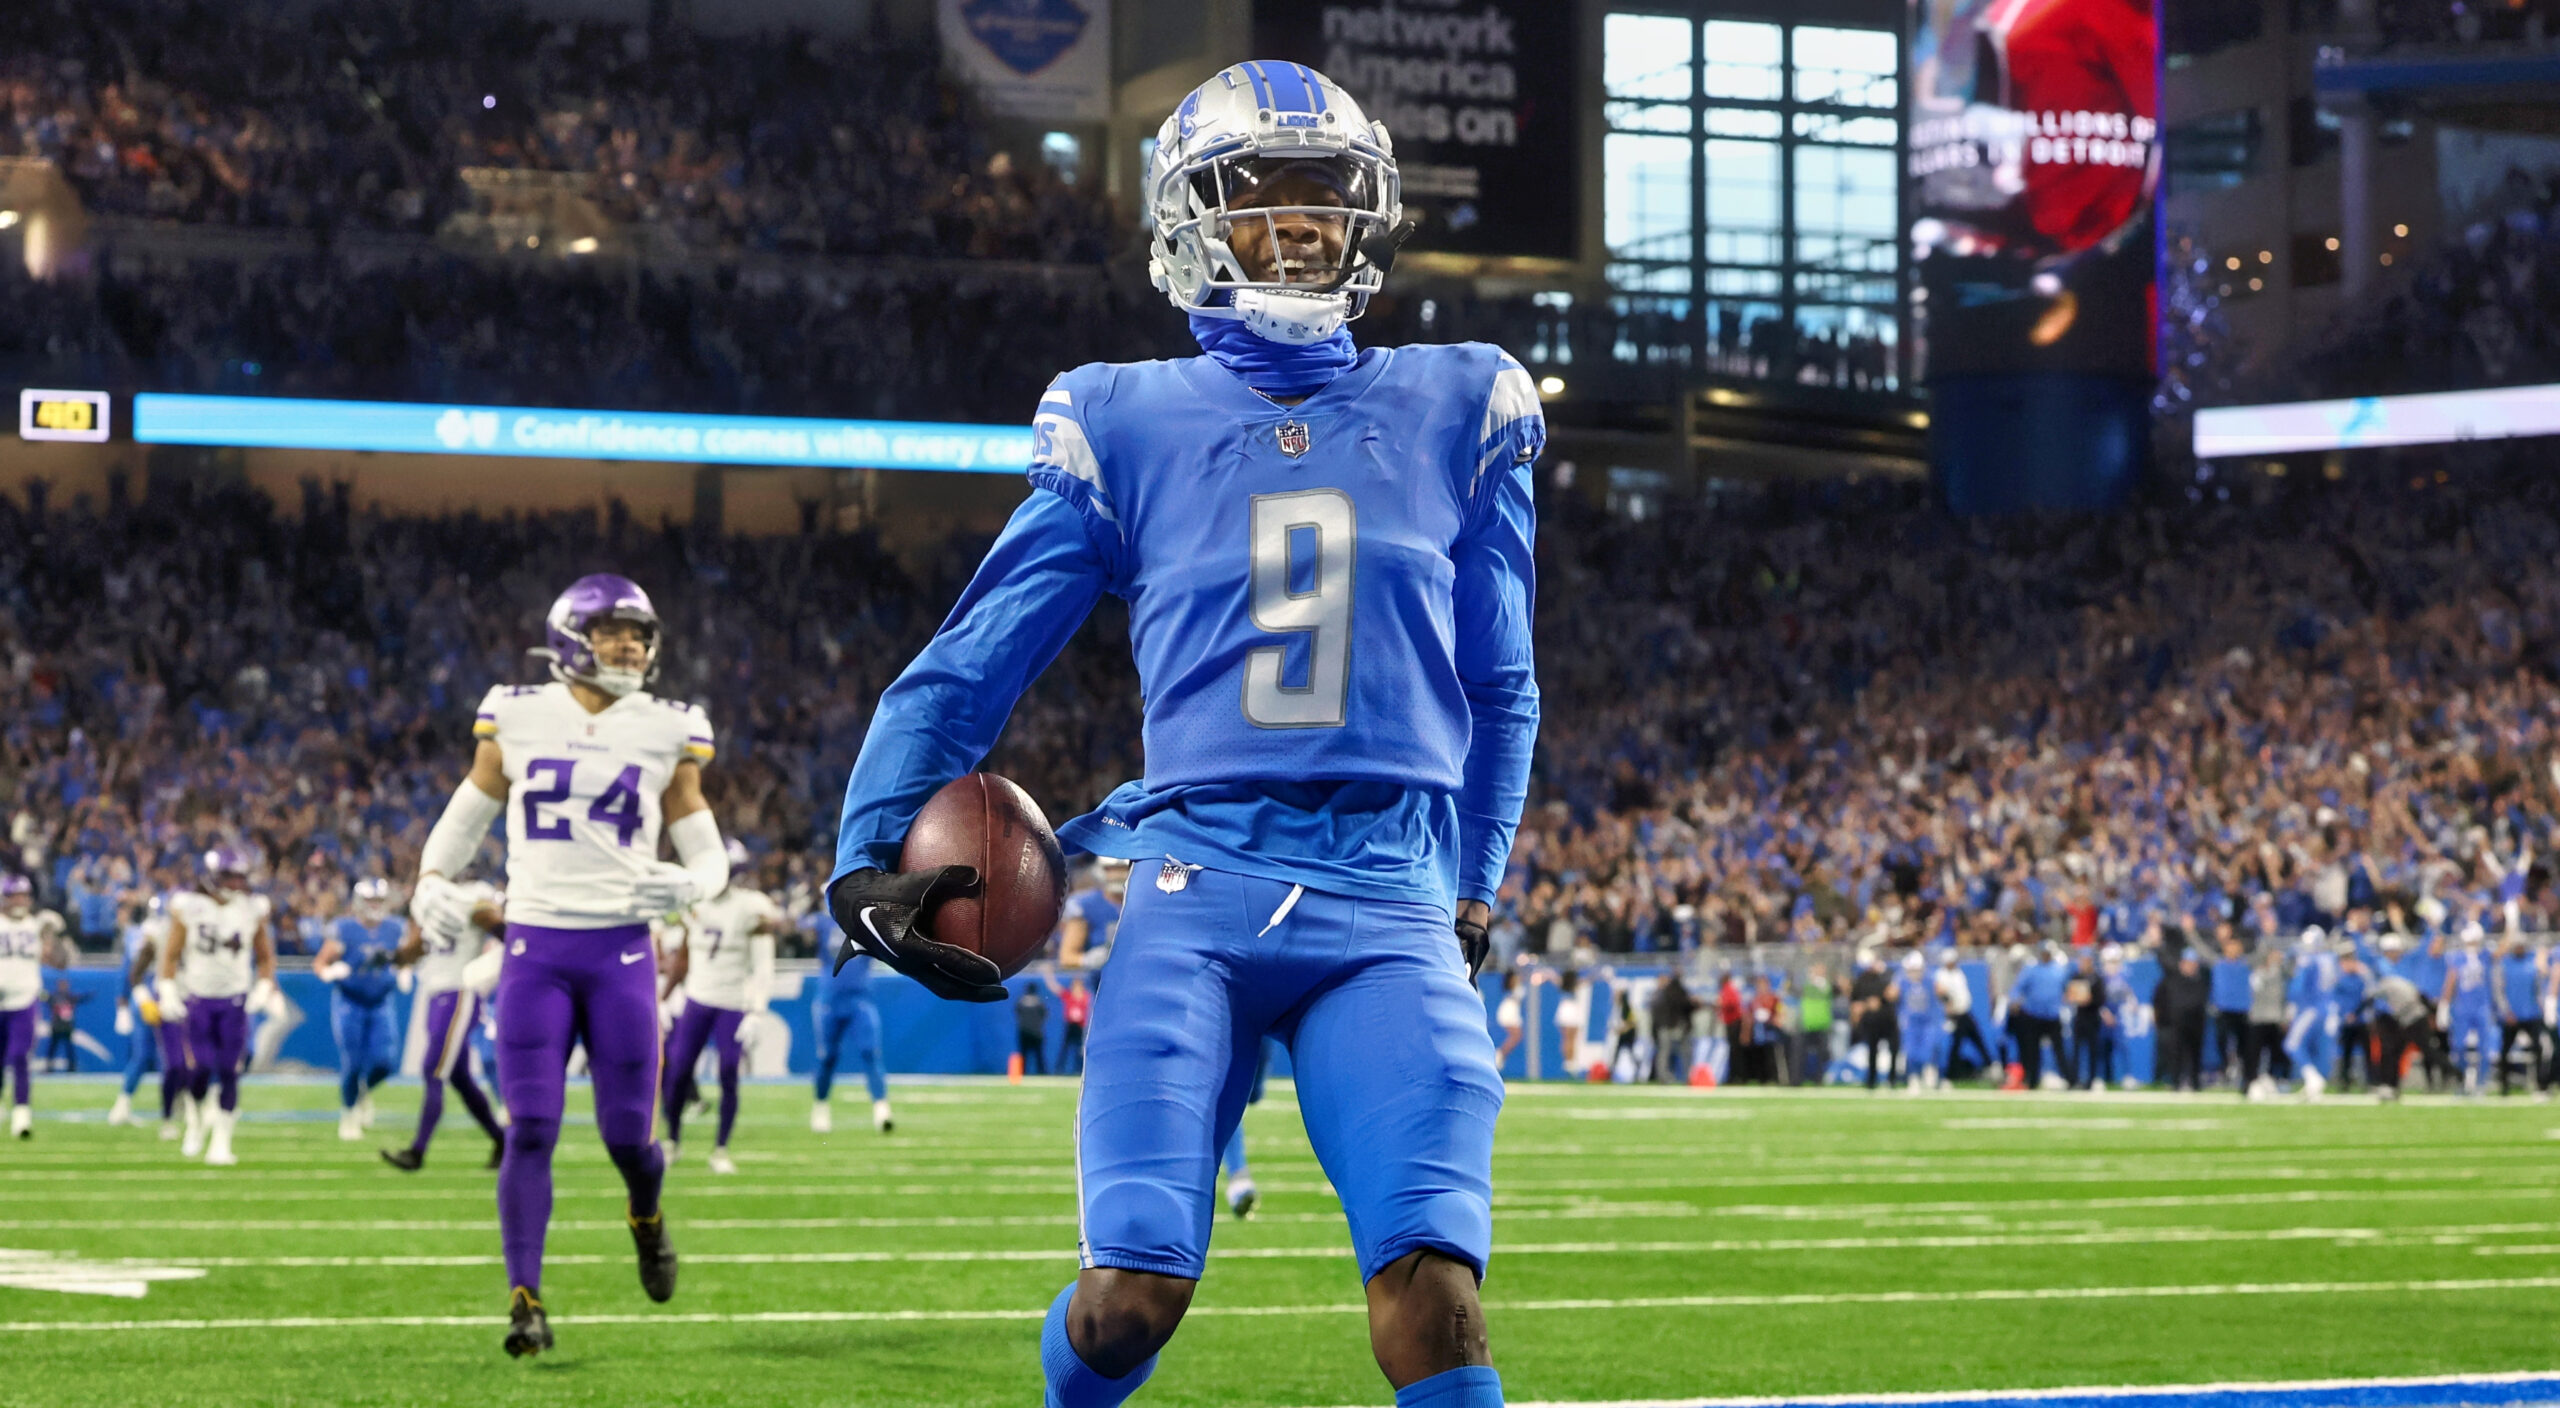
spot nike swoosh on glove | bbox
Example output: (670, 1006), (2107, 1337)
(827, 866), (1004, 1003)
(1455, 917), (1492, 978)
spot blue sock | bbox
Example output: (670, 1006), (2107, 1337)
(1395, 1365), (1504, 1408)
(1041, 1282), (1156, 1408)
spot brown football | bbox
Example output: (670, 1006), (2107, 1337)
(898, 772), (1068, 979)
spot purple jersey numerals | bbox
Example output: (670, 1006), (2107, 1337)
(520, 759), (648, 848)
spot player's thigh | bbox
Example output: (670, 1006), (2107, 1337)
(710, 1010), (744, 1071)
(1075, 870), (1254, 1278)
(1287, 900), (1502, 1283)
(663, 1007), (712, 1088)
(578, 955), (663, 1144)
(495, 961), (578, 1122)
(2, 1008), (30, 1064)
(849, 1002), (882, 1057)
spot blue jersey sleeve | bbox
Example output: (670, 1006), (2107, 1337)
(830, 488), (1108, 882)
(1451, 455), (1538, 906)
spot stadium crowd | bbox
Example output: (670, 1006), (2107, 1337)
(0, 0), (1118, 259)
(5, 441), (2560, 975)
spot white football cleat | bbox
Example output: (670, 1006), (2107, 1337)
(338, 1108), (363, 1141)
(180, 1098), (207, 1158)
(708, 1149), (737, 1175)
(357, 1092), (377, 1129)
(873, 1099), (894, 1133)
(2300, 1067), (2328, 1101)
(107, 1094), (134, 1127)
(9, 1105), (29, 1139)
(158, 1118), (180, 1141)
(809, 1101), (833, 1134)
(663, 1140), (681, 1166)
(204, 1111), (237, 1167)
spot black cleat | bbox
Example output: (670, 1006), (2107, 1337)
(380, 1147), (425, 1173)
(504, 1287), (552, 1358)
(629, 1207), (678, 1303)
(486, 1137), (506, 1170)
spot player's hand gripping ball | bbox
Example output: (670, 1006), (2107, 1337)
(827, 773), (1066, 1004)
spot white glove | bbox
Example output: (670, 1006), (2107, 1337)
(659, 994), (685, 1033)
(411, 874), (478, 936)
(460, 946), (504, 997)
(249, 978), (284, 1019)
(633, 863), (702, 918)
(159, 988), (189, 1022)
(131, 984), (155, 1012)
(317, 961), (353, 984)
(114, 1004), (133, 1036)
(396, 967), (415, 994)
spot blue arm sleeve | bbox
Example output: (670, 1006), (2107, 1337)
(830, 489), (1107, 882)
(1450, 458), (1539, 906)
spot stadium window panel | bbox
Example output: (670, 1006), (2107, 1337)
(2165, 108), (2263, 195)
(1707, 108), (1783, 139)
(1706, 268), (1783, 297)
(1605, 14), (1695, 103)
(1703, 21), (1784, 102)
(1792, 27), (1900, 109)
(1793, 111), (1899, 147)
(1604, 133), (1694, 268)
(1705, 139), (1781, 234)
(1795, 145), (1899, 246)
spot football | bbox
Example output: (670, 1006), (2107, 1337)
(899, 772), (1069, 978)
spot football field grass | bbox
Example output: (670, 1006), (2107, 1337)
(6, 1076), (2560, 1406)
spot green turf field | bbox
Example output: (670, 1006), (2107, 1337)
(6, 1077), (2560, 1406)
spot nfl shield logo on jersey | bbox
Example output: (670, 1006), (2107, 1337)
(1275, 421), (1312, 458)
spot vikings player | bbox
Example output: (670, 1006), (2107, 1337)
(409, 574), (728, 1357)
(119, 895), (193, 1138)
(661, 839), (780, 1174)
(317, 878), (407, 1139)
(829, 62), (1536, 1408)
(0, 876), (66, 1138)
(160, 849), (278, 1165)
(384, 877), (508, 1171)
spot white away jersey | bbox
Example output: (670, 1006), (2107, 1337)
(476, 682), (714, 928)
(415, 880), (502, 996)
(0, 909), (63, 1009)
(170, 891), (269, 999)
(681, 886), (780, 1010)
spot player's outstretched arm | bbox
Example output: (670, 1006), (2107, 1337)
(828, 489), (1106, 1003)
(417, 741), (509, 931)
(1450, 455), (1540, 975)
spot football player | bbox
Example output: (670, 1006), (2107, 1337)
(116, 895), (192, 1138)
(661, 840), (780, 1174)
(383, 877), (506, 1171)
(809, 911), (891, 1134)
(827, 62), (1536, 1408)
(317, 878), (406, 1139)
(2443, 922), (2500, 1094)
(0, 876), (66, 1138)
(409, 574), (729, 1357)
(161, 849), (279, 1165)
(1896, 951), (1942, 1091)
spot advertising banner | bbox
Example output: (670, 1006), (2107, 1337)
(1255, 0), (1577, 261)
(1909, 0), (2159, 379)
(133, 395), (1034, 474)
(939, 0), (1112, 124)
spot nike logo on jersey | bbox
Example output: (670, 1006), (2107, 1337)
(510, 940), (526, 956)
(619, 950), (646, 965)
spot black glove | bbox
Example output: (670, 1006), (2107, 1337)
(827, 866), (1006, 1004)
(1455, 916), (1491, 978)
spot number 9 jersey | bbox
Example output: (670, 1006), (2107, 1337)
(476, 682), (715, 928)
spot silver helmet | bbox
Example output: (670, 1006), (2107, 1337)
(1147, 62), (1407, 346)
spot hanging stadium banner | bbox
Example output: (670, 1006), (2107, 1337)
(1254, 0), (1577, 261)
(1908, 0), (2160, 379)
(938, 0), (1111, 124)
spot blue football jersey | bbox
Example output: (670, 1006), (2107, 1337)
(833, 342), (1542, 911)
(332, 917), (405, 1006)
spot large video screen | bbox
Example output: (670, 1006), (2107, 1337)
(1909, 0), (2159, 380)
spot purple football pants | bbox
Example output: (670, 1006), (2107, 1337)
(184, 995), (248, 1112)
(493, 923), (666, 1294)
(662, 1001), (744, 1149)
(157, 1014), (192, 1118)
(411, 989), (503, 1155)
(0, 1005), (33, 1106)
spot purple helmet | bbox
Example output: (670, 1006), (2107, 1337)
(543, 573), (660, 697)
(203, 847), (253, 891)
(0, 875), (27, 910)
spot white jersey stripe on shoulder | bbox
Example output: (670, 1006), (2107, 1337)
(1032, 412), (1117, 523)
(1480, 362), (1542, 441)
(1041, 387), (1073, 407)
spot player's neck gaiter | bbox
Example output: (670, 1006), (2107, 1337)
(1188, 314), (1356, 398)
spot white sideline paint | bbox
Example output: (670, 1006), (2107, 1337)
(134, 1221), (2560, 1270)
(12, 1276), (2560, 1334)
(0, 1250), (204, 1299)
(1314, 1370), (2560, 1408)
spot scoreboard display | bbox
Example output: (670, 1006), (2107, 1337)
(19, 388), (111, 443)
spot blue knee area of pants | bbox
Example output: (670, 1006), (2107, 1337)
(1040, 1282), (1154, 1408)
(1396, 1366), (1504, 1408)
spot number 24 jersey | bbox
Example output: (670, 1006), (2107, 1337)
(476, 682), (715, 929)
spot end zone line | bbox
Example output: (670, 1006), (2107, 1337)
(1438, 1370), (2560, 1408)
(11, 1276), (2560, 1334)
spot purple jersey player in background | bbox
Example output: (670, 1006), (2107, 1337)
(408, 573), (732, 1358)
(384, 876), (507, 1172)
